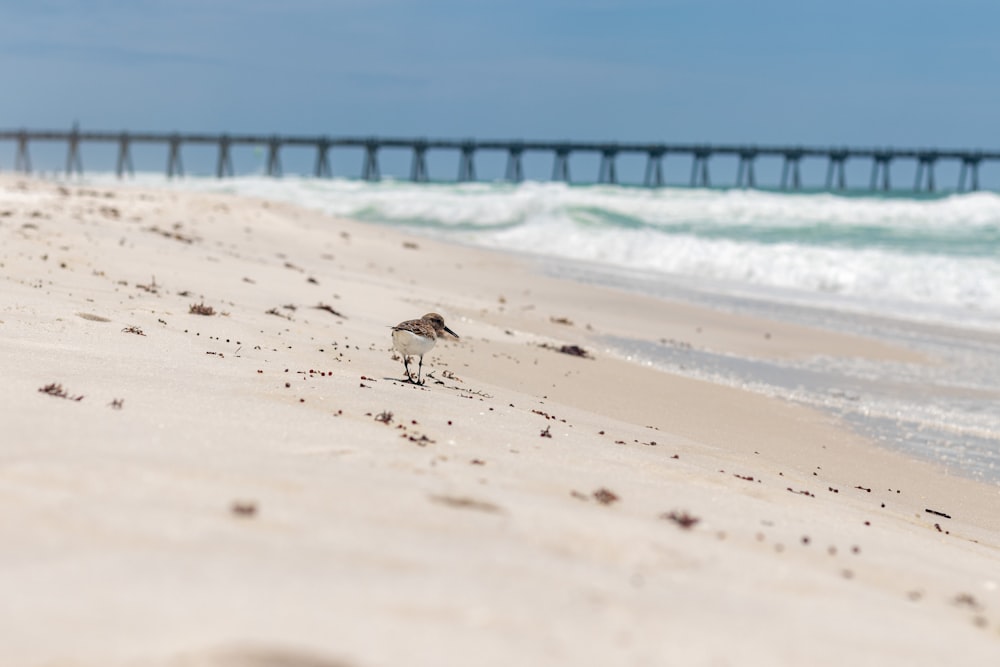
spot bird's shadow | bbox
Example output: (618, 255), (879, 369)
(384, 372), (453, 387)
(383, 375), (428, 386)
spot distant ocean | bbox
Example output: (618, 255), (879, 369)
(88, 175), (1000, 483)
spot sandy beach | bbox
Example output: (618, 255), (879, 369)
(1, 174), (998, 666)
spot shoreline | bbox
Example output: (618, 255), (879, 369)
(523, 257), (1000, 486)
(2, 175), (999, 665)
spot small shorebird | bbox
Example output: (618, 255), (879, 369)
(391, 312), (459, 385)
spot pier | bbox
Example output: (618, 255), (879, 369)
(2, 126), (997, 192)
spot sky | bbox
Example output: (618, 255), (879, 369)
(2, 0), (1000, 182)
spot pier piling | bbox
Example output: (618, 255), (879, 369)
(65, 124), (83, 178)
(266, 136), (282, 177)
(598, 146), (618, 184)
(410, 141), (429, 182)
(643, 149), (665, 188)
(825, 151), (848, 190)
(166, 134), (183, 179)
(314, 138), (332, 178)
(458, 141), (476, 182)
(690, 149), (711, 188)
(505, 144), (524, 183)
(116, 132), (134, 178)
(736, 150), (756, 188)
(217, 135), (233, 178)
(362, 139), (380, 181)
(780, 151), (802, 190)
(870, 152), (892, 191)
(14, 130), (31, 173)
(552, 147), (571, 183)
(958, 155), (981, 192)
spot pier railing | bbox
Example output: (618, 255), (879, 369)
(2, 127), (997, 192)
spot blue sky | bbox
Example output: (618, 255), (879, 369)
(2, 0), (999, 181)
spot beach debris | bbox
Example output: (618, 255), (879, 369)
(953, 593), (983, 611)
(786, 487), (815, 498)
(403, 241), (419, 250)
(189, 302), (215, 316)
(429, 494), (501, 513)
(77, 312), (111, 322)
(265, 307), (293, 320)
(230, 501), (258, 518)
(925, 508), (952, 519)
(313, 303), (346, 318)
(136, 276), (159, 293)
(38, 383), (83, 401)
(660, 510), (700, 529)
(108, 398), (124, 410)
(592, 488), (619, 505)
(374, 410), (393, 424)
(539, 342), (592, 358)
(148, 224), (196, 244)
(550, 316), (573, 325)
(121, 325), (145, 336)
(540, 425), (552, 438)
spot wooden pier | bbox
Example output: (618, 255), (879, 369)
(2, 127), (997, 191)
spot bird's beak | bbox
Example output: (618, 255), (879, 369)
(443, 326), (459, 340)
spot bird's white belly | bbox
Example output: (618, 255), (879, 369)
(393, 329), (436, 357)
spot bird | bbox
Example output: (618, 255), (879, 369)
(391, 312), (459, 385)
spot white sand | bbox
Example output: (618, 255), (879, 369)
(1, 175), (998, 666)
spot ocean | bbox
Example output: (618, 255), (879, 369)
(88, 175), (1000, 484)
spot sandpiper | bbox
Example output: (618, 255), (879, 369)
(391, 312), (459, 385)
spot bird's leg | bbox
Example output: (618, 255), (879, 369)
(403, 355), (413, 383)
(417, 355), (425, 385)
